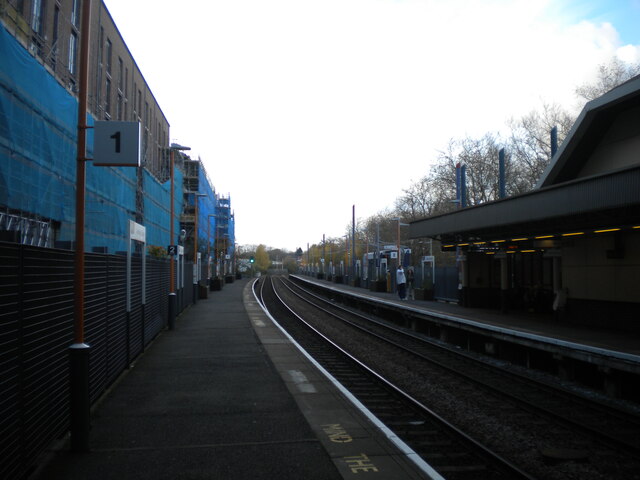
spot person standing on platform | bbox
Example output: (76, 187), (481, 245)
(396, 265), (407, 300)
(406, 266), (415, 300)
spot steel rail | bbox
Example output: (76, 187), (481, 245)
(264, 275), (536, 480)
(283, 276), (640, 456)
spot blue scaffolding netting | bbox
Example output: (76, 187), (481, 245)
(0, 25), (208, 255)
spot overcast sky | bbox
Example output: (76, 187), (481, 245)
(103, 0), (640, 251)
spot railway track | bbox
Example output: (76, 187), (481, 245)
(282, 276), (640, 456)
(257, 275), (536, 480)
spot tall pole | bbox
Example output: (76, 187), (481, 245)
(70, 0), (92, 453)
(322, 233), (326, 277)
(193, 194), (199, 304)
(498, 148), (506, 199)
(194, 194), (199, 266)
(397, 218), (400, 268)
(168, 149), (176, 329)
(376, 222), (380, 279)
(207, 214), (214, 282)
(169, 150), (175, 295)
(352, 205), (356, 282)
(344, 235), (348, 279)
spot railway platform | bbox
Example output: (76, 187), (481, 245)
(293, 274), (640, 357)
(34, 277), (433, 480)
(292, 274), (640, 400)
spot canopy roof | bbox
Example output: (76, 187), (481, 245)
(410, 75), (640, 244)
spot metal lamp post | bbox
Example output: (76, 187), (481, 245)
(193, 193), (207, 303)
(206, 214), (216, 286)
(168, 143), (190, 329)
(69, 0), (92, 453)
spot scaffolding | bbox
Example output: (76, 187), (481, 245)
(0, 208), (54, 247)
(0, 22), (231, 258)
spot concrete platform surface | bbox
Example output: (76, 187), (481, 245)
(293, 275), (640, 360)
(35, 277), (434, 480)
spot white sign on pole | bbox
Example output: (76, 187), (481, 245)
(126, 220), (146, 312)
(129, 220), (146, 242)
(94, 121), (141, 166)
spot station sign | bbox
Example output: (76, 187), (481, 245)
(129, 220), (145, 242)
(168, 245), (177, 256)
(93, 121), (141, 167)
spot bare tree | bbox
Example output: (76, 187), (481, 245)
(575, 56), (640, 102)
(432, 133), (506, 207)
(390, 58), (639, 231)
(506, 102), (575, 192)
(394, 176), (440, 221)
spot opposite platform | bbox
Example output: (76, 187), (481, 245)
(35, 277), (433, 480)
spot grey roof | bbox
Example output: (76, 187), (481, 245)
(409, 166), (640, 242)
(537, 74), (640, 187)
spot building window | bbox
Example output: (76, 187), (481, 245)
(105, 78), (111, 117)
(99, 27), (104, 64)
(51, 6), (60, 69)
(31, 0), (43, 34)
(30, 0), (45, 57)
(117, 94), (123, 120)
(118, 57), (123, 91)
(68, 32), (78, 75)
(71, 0), (80, 28)
(106, 39), (112, 75)
(16, 0), (26, 16)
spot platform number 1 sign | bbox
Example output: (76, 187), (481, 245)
(94, 121), (141, 167)
(110, 131), (121, 153)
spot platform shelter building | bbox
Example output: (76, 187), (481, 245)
(410, 75), (640, 333)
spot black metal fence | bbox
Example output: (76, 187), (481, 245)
(0, 242), (192, 479)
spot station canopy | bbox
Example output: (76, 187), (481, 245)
(410, 75), (640, 249)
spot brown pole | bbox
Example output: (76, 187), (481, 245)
(194, 194), (199, 265)
(193, 194), (199, 304)
(70, 0), (92, 453)
(207, 214), (215, 280)
(397, 218), (400, 268)
(169, 149), (175, 294)
(74, 0), (92, 345)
